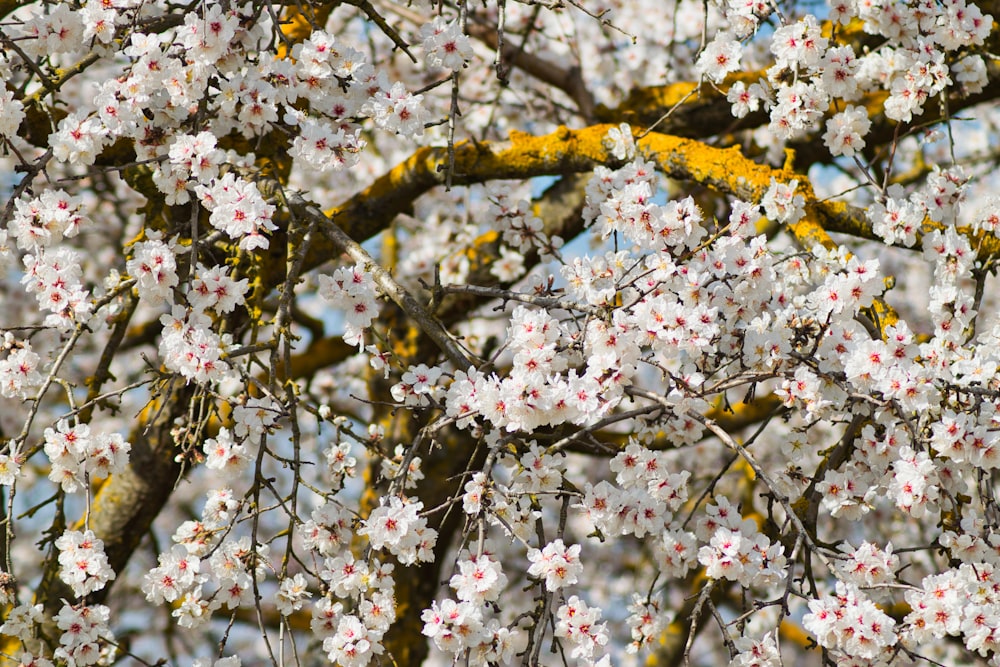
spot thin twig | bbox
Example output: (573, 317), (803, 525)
(286, 192), (477, 370)
(439, 283), (609, 318)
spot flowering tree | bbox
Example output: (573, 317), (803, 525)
(1, 0), (1000, 665)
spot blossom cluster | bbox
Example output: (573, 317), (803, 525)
(55, 530), (114, 598)
(358, 496), (437, 565)
(10, 189), (93, 329)
(318, 264), (380, 348)
(311, 547), (397, 664)
(0, 337), (42, 400)
(419, 548), (525, 662)
(421, 17), (474, 71)
(696, 498), (787, 588)
(43, 421), (131, 494)
(804, 582), (898, 660)
(487, 182), (563, 257)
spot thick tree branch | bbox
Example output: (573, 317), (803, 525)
(466, 21), (597, 120)
(304, 123), (861, 266)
